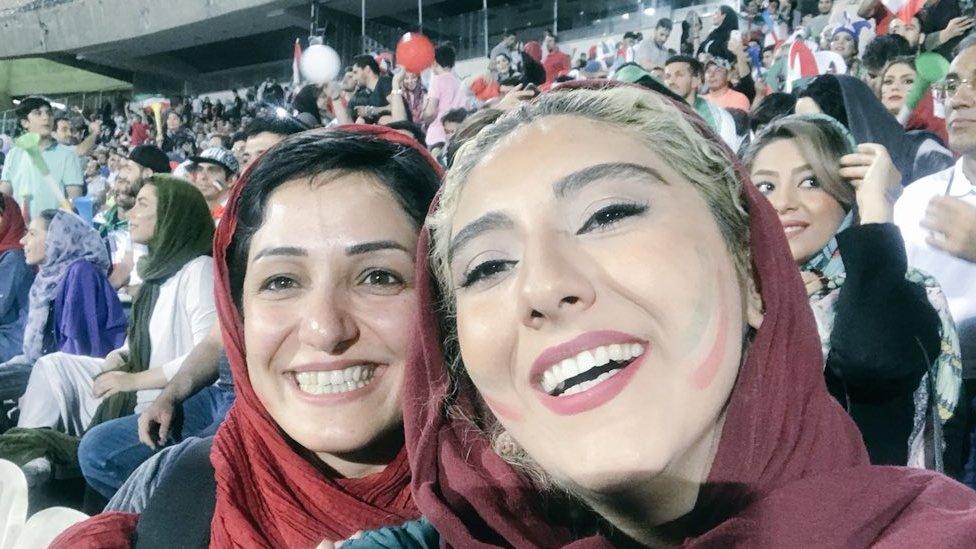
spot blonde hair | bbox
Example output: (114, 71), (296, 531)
(427, 85), (752, 475)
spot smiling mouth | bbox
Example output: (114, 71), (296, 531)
(292, 363), (378, 395)
(540, 343), (644, 397)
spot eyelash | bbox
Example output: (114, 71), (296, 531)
(458, 201), (648, 288)
(359, 269), (405, 286)
(260, 275), (299, 292)
(755, 177), (819, 194)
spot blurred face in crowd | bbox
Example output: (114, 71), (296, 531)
(504, 34), (517, 47)
(830, 32), (856, 60)
(21, 217), (48, 265)
(115, 158), (151, 211)
(444, 120), (462, 142)
(446, 115), (760, 512)
(544, 34), (556, 50)
(242, 132), (286, 172)
(665, 62), (701, 102)
(712, 9), (726, 26)
(889, 17), (921, 48)
(192, 161), (232, 203)
(496, 54), (512, 74)
(945, 45), (976, 155)
(352, 64), (370, 87)
(242, 174), (417, 477)
(85, 158), (100, 177)
(748, 138), (846, 264)
(403, 72), (420, 92)
(108, 152), (123, 173)
(341, 70), (358, 92)
(54, 119), (73, 145)
(232, 138), (247, 167)
(96, 152), (108, 167)
(21, 105), (52, 138)
(127, 184), (158, 245)
(818, 0), (833, 14)
(166, 112), (181, 131)
(763, 48), (775, 68)
(655, 26), (671, 46)
(880, 62), (916, 115)
(705, 63), (730, 92)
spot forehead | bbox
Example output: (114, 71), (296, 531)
(950, 47), (976, 75)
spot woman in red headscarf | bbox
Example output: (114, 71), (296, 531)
(398, 82), (976, 547)
(0, 194), (32, 363)
(51, 126), (442, 548)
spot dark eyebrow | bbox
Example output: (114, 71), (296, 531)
(345, 240), (410, 255)
(552, 162), (668, 198)
(252, 246), (307, 261)
(448, 211), (514, 261)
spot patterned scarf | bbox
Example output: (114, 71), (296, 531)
(17, 211), (110, 364)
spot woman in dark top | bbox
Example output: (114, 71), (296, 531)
(744, 114), (962, 469)
(0, 194), (33, 363)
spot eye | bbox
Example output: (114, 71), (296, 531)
(755, 181), (775, 194)
(359, 269), (404, 287)
(798, 177), (820, 189)
(259, 275), (300, 293)
(577, 202), (648, 235)
(460, 259), (516, 288)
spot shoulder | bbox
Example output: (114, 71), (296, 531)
(899, 168), (952, 204)
(174, 256), (214, 281)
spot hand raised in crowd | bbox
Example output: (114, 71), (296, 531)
(940, 17), (975, 43)
(495, 84), (538, 111)
(921, 196), (976, 262)
(838, 143), (902, 224)
(93, 370), (135, 399)
(88, 119), (102, 136)
(138, 394), (177, 449)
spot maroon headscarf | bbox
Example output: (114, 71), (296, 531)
(403, 82), (976, 547)
(52, 125), (444, 549)
(0, 194), (26, 254)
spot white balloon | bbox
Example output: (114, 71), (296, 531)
(300, 44), (341, 85)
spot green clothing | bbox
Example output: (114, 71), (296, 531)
(1, 140), (83, 219)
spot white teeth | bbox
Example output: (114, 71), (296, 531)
(540, 343), (644, 397)
(295, 364), (376, 395)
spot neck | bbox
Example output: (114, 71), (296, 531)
(366, 74), (379, 89)
(577, 411), (726, 547)
(686, 91), (698, 104)
(962, 154), (976, 184)
(37, 135), (53, 148)
(314, 427), (404, 479)
(206, 191), (228, 210)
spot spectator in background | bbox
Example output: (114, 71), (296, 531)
(0, 97), (84, 221)
(422, 44), (467, 149)
(920, 8), (972, 62)
(703, 53), (751, 111)
(399, 71), (427, 124)
(542, 31), (571, 85)
(158, 110), (195, 160)
(230, 132), (246, 169)
(898, 38), (976, 487)
(830, 25), (866, 79)
(348, 55), (393, 124)
(862, 34), (913, 91)
(0, 194), (32, 364)
(877, 57), (949, 144)
(750, 92), (797, 134)
(889, 16), (924, 52)
(441, 108), (468, 146)
(239, 114), (308, 172)
(494, 53), (522, 90)
(699, 5), (738, 59)
(680, 10), (703, 56)
(636, 19), (675, 73)
(807, 0), (835, 39)
(187, 147), (239, 221)
(490, 31), (520, 71)
(128, 114), (149, 147)
(664, 55), (741, 149)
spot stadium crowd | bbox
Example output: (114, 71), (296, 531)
(1, 0), (976, 546)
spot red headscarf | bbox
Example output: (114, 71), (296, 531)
(51, 126), (443, 549)
(0, 194), (26, 254)
(403, 82), (976, 547)
(208, 124), (443, 547)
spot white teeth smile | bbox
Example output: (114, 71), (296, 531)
(294, 364), (377, 395)
(541, 343), (644, 396)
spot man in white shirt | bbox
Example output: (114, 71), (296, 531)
(895, 38), (976, 476)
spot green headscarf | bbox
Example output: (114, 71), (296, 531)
(91, 175), (215, 425)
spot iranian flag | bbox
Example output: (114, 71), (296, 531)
(784, 37), (818, 93)
(881, 0), (927, 23)
(291, 39), (302, 88)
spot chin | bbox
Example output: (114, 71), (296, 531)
(550, 443), (673, 496)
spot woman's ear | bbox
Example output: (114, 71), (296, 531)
(745, 267), (764, 331)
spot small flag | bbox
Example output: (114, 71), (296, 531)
(880, 0), (927, 25)
(785, 38), (818, 93)
(292, 39), (302, 89)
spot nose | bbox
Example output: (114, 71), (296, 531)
(516, 235), (596, 329)
(297, 287), (360, 355)
(766, 185), (798, 215)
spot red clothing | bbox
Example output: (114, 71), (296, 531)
(0, 194), (25, 253)
(470, 75), (501, 102)
(543, 48), (571, 84)
(906, 91), (949, 146)
(128, 122), (149, 147)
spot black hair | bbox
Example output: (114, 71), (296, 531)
(494, 52), (512, 63)
(53, 112), (72, 130)
(242, 115), (308, 140)
(352, 54), (381, 75)
(442, 108), (469, 126)
(750, 92), (797, 133)
(657, 18), (673, 30)
(0, 196), (5, 215)
(16, 96), (51, 123)
(291, 84), (324, 125)
(503, 31), (516, 39)
(762, 45), (775, 54)
(665, 54), (704, 77)
(435, 44), (457, 68)
(231, 131), (247, 145)
(39, 209), (58, 228)
(796, 75), (848, 128)
(226, 130), (441, 307)
(726, 108), (750, 137)
(445, 108), (504, 168)
(385, 120), (427, 144)
(861, 34), (912, 75)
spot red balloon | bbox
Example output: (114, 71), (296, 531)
(396, 33), (435, 73)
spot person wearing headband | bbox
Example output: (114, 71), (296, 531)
(188, 147), (240, 221)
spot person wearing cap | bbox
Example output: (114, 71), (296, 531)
(188, 147), (239, 221)
(0, 96), (84, 221)
(635, 19), (675, 72)
(702, 52), (751, 111)
(662, 55), (742, 150)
